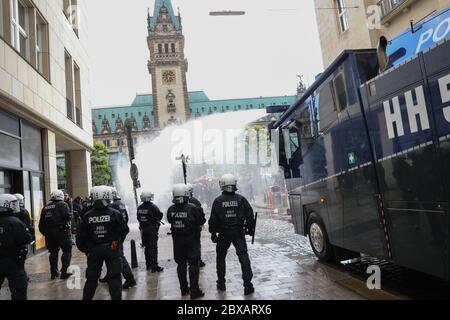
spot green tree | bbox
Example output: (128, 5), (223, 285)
(91, 141), (112, 186)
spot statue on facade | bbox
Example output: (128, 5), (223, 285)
(115, 115), (124, 133)
(142, 112), (151, 131)
(130, 113), (138, 132)
(167, 90), (176, 113)
(101, 116), (111, 134)
(92, 120), (98, 135)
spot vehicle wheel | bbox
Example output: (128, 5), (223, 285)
(307, 213), (335, 262)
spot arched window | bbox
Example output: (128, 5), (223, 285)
(171, 43), (176, 53)
(158, 44), (162, 53)
(165, 43), (169, 53)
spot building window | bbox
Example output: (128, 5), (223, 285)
(11, 0), (29, 59)
(63, 0), (79, 36)
(164, 43), (169, 53)
(74, 62), (82, 127)
(171, 43), (175, 53)
(336, 0), (349, 33)
(158, 43), (162, 53)
(162, 24), (168, 32)
(35, 12), (49, 78)
(65, 51), (74, 121)
(65, 50), (82, 127)
(0, 1), (4, 37)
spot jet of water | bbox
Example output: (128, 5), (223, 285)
(115, 109), (267, 215)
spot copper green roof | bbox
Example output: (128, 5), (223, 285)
(148, 0), (182, 32)
(92, 91), (295, 134)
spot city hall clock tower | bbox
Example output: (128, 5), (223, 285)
(147, 0), (190, 129)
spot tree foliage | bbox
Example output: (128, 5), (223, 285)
(91, 141), (112, 186)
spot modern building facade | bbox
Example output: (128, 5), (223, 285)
(314, 0), (450, 67)
(0, 0), (92, 250)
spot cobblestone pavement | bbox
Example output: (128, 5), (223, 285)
(1, 208), (399, 300)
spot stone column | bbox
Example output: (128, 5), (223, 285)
(42, 129), (58, 201)
(66, 150), (92, 197)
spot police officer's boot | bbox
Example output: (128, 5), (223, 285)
(122, 277), (137, 290)
(181, 287), (190, 297)
(151, 266), (164, 273)
(217, 281), (226, 292)
(244, 283), (255, 296)
(51, 271), (60, 280)
(60, 270), (74, 280)
(190, 289), (205, 300)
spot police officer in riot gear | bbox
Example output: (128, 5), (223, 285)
(187, 184), (206, 268)
(0, 194), (33, 300)
(76, 186), (129, 300)
(167, 184), (206, 300)
(99, 187), (136, 289)
(137, 190), (164, 272)
(209, 174), (255, 295)
(39, 190), (73, 280)
(13, 194), (34, 239)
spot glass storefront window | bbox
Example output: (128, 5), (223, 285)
(23, 171), (32, 214)
(0, 170), (12, 194)
(0, 134), (21, 168)
(21, 122), (43, 171)
(0, 109), (20, 136)
(32, 174), (45, 250)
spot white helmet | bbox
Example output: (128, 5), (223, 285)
(172, 184), (190, 204)
(219, 174), (238, 193)
(0, 194), (21, 214)
(50, 190), (65, 201)
(186, 183), (194, 197)
(14, 194), (25, 207)
(111, 187), (121, 201)
(90, 186), (113, 208)
(91, 186), (113, 201)
(140, 190), (154, 203)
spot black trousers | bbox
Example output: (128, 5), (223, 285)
(142, 226), (159, 269)
(45, 229), (72, 275)
(119, 243), (133, 281)
(172, 234), (200, 292)
(83, 243), (122, 300)
(197, 229), (203, 262)
(216, 229), (253, 287)
(0, 257), (28, 300)
(101, 242), (133, 281)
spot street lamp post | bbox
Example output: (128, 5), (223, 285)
(176, 154), (190, 185)
(125, 119), (141, 208)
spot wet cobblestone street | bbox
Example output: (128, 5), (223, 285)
(1, 207), (400, 300)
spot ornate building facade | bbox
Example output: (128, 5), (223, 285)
(147, 0), (190, 128)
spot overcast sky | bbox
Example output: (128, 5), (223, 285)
(86, 0), (324, 107)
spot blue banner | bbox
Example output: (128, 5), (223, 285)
(387, 7), (450, 66)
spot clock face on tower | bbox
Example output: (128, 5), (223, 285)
(162, 70), (176, 85)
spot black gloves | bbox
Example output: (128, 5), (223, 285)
(211, 233), (219, 244)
